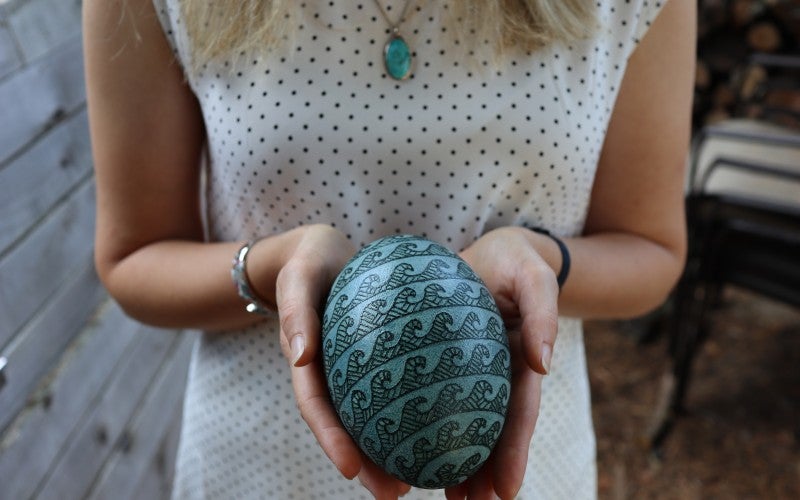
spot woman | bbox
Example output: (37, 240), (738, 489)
(83, 0), (695, 498)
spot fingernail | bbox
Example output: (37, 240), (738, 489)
(291, 335), (305, 366)
(541, 344), (552, 375)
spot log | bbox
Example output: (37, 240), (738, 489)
(695, 60), (713, 90)
(712, 83), (737, 109)
(731, 0), (764, 27)
(704, 107), (732, 126)
(738, 64), (767, 101)
(693, 0), (800, 127)
(746, 21), (783, 53)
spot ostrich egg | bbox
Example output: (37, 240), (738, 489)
(321, 234), (511, 489)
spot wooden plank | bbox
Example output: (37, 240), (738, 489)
(159, 404), (185, 499)
(0, 178), (96, 349)
(129, 402), (185, 500)
(0, 300), (140, 500)
(0, 109), (92, 255)
(0, 35), (84, 166)
(0, 259), (105, 433)
(3, 0), (82, 64)
(33, 326), (182, 500)
(88, 333), (194, 500)
(0, 22), (22, 81)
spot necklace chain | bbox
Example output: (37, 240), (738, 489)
(373, 0), (418, 80)
(373, 0), (414, 32)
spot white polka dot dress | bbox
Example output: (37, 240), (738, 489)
(153, 1), (666, 498)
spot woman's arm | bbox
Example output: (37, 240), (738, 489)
(557, 0), (696, 319)
(84, 1), (400, 491)
(486, 0), (696, 322)
(85, 0), (291, 332)
(452, 0), (696, 498)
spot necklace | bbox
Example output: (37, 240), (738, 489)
(373, 0), (415, 80)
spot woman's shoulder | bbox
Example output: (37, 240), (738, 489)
(595, 0), (670, 58)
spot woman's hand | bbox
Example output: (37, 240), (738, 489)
(265, 224), (411, 499)
(447, 227), (562, 500)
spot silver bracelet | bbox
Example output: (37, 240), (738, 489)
(231, 240), (275, 316)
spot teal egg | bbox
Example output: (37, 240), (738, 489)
(321, 235), (511, 489)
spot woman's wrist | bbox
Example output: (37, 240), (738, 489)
(527, 227), (570, 291)
(238, 230), (298, 313)
(518, 227), (566, 287)
(231, 239), (277, 315)
(244, 226), (327, 310)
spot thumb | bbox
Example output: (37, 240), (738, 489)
(515, 260), (559, 375)
(275, 261), (325, 367)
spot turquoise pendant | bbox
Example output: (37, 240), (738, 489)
(384, 34), (412, 80)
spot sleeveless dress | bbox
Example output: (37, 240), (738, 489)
(152, 1), (666, 498)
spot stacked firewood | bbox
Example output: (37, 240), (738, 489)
(694, 0), (800, 130)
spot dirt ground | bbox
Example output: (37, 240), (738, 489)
(585, 287), (800, 500)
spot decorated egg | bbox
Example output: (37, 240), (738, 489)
(321, 234), (511, 489)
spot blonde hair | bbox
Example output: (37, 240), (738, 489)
(181, 0), (597, 70)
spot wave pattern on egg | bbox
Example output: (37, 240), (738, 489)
(322, 235), (511, 489)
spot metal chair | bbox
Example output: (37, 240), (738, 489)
(647, 54), (800, 448)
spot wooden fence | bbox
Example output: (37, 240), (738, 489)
(0, 1), (193, 498)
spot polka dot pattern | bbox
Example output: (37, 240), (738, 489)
(154, 1), (666, 498)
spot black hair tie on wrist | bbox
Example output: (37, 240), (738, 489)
(529, 227), (571, 291)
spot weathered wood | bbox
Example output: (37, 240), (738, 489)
(0, 4), (196, 500)
(0, 23), (22, 81)
(129, 402), (184, 500)
(161, 405), (185, 497)
(0, 260), (105, 433)
(0, 109), (92, 255)
(88, 333), (194, 500)
(0, 35), (84, 166)
(0, 356), (6, 391)
(33, 326), (183, 500)
(3, 0), (82, 64)
(0, 178), (96, 348)
(0, 300), (140, 500)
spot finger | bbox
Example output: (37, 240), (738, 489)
(290, 359), (361, 479)
(515, 259), (559, 375)
(466, 465), (496, 500)
(444, 482), (468, 500)
(275, 259), (326, 367)
(357, 456), (406, 500)
(397, 481), (412, 497)
(491, 337), (542, 500)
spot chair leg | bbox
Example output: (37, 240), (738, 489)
(671, 312), (704, 416)
(647, 279), (710, 448)
(673, 271), (718, 409)
(636, 298), (672, 346)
